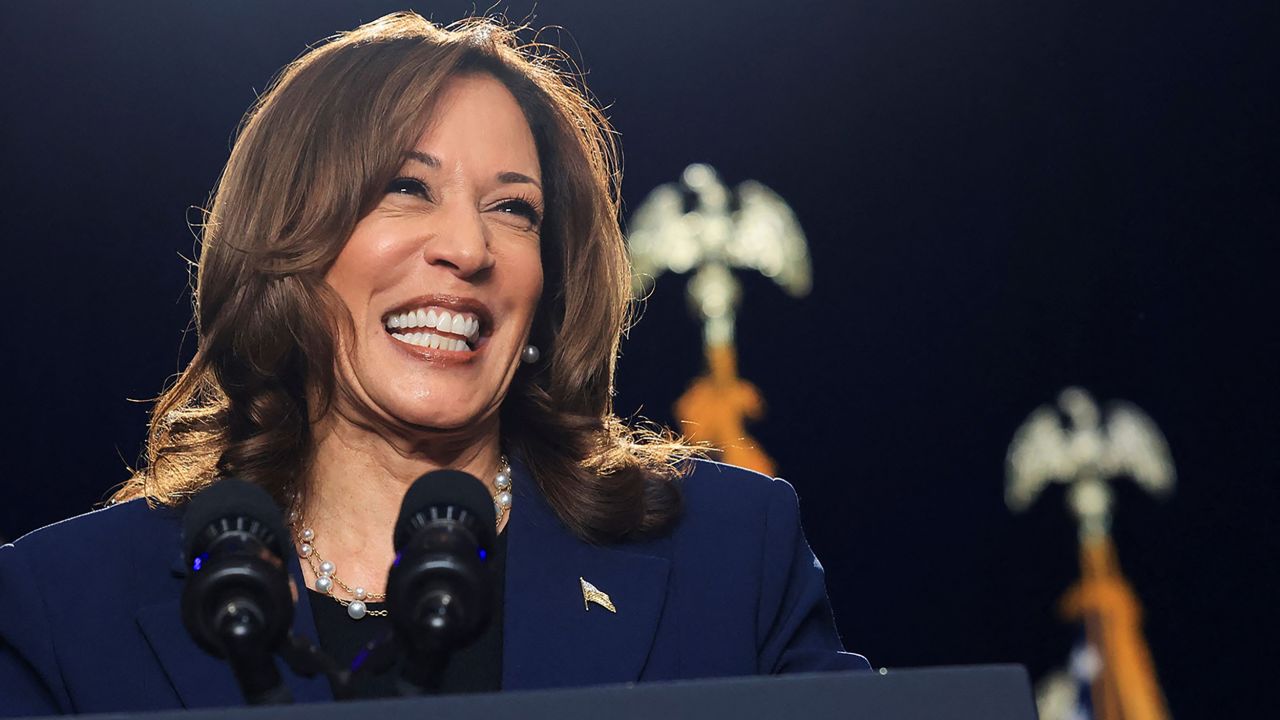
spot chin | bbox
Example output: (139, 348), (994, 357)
(341, 361), (505, 436)
(381, 397), (495, 436)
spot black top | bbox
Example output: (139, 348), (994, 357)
(308, 530), (508, 699)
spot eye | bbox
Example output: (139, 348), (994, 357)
(386, 177), (432, 200)
(492, 197), (544, 230)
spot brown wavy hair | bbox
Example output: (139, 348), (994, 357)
(111, 12), (690, 543)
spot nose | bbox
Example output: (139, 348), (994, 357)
(423, 205), (495, 278)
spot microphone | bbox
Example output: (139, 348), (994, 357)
(386, 469), (498, 694)
(181, 478), (296, 705)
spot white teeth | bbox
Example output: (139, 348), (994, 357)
(390, 332), (472, 352)
(385, 307), (480, 340)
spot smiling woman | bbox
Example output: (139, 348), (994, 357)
(322, 75), (547, 466)
(115, 15), (672, 546)
(0, 12), (867, 714)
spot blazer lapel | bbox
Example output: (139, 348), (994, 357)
(135, 543), (332, 706)
(502, 458), (671, 690)
(136, 595), (241, 708)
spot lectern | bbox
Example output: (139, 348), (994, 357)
(19, 666), (1036, 720)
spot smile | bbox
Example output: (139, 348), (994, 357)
(384, 306), (482, 352)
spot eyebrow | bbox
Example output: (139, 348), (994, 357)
(497, 171), (541, 190)
(404, 151), (440, 168)
(403, 151), (542, 190)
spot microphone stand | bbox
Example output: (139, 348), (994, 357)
(398, 639), (450, 696)
(217, 603), (293, 705)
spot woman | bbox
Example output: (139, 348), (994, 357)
(0, 12), (867, 714)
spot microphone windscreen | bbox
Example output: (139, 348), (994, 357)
(394, 469), (497, 551)
(182, 477), (289, 560)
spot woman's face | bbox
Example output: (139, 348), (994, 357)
(325, 73), (544, 437)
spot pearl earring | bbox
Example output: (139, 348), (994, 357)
(521, 344), (540, 364)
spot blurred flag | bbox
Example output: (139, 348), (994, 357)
(627, 164), (812, 475)
(1007, 388), (1173, 720)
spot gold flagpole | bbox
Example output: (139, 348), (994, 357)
(675, 341), (775, 476)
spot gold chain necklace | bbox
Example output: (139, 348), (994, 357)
(290, 457), (512, 620)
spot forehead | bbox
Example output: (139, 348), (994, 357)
(406, 73), (540, 180)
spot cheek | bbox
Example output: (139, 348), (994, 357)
(519, 274), (545, 333)
(519, 253), (545, 332)
(494, 241), (544, 314)
(325, 250), (369, 310)
(524, 248), (546, 305)
(326, 224), (417, 308)
(529, 266), (545, 306)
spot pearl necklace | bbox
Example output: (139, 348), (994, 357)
(291, 457), (513, 620)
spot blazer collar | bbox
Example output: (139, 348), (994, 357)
(502, 456), (671, 690)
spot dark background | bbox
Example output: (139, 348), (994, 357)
(2, 1), (1276, 715)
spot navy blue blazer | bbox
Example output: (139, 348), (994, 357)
(0, 459), (868, 715)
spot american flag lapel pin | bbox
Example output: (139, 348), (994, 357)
(579, 577), (617, 613)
